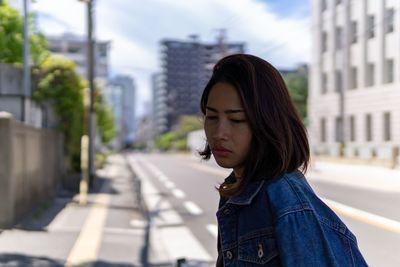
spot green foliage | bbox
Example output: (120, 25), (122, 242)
(155, 132), (177, 151)
(95, 93), (117, 145)
(33, 56), (85, 171)
(154, 115), (202, 151)
(0, 1), (49, 65)
(284, 73), (308, 123)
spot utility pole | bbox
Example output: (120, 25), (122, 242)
(78, 0), (96, 189)
(87, 0), (96, 187)
(22, 0), (30, 123)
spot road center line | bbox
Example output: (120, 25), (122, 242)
(322, 198), (400, 235)
(184, 201), (203, 215)
(172, 188), (186, 199)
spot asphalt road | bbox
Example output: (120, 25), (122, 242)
(132, 152), (400, 267)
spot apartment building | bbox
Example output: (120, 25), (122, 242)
(154, 34), (245, 134)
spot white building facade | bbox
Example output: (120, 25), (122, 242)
(47, 33), (110, 82)
(310, 0), (400, 162)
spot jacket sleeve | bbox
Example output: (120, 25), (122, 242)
(274, 209), (368, 267)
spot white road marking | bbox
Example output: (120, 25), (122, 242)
(184, 201), (203, 215)
(322, 198), (400, 234)
(172, 188), (186, 199)
(158, 224), (212, 261)
(206, 224), (218, 239)
(128, 155), (212, 262)
(65, 193), (111, 266)
(164, 180), (175, 189)
(130, 219), (147, 228)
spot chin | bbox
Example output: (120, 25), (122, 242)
(214, 157), (235, 169)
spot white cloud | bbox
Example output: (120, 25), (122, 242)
(30, 0), (311, 117)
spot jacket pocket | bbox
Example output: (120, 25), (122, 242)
(238, 235), (279, 265)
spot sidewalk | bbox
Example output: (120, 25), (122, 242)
(0, 154), (150, 267)
(308, 159), (400, 192)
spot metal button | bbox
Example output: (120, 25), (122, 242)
(223, 208), (230, 215)
(258, 244), (264, 258)
(226, 250), (233, 259)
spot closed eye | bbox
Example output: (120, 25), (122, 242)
(206, 116), (217, 120)
(231, 119), (246, 123)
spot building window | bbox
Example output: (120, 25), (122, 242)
(351, 21), (357, 44)
(383, 112), (391, 141)
(365, 62), (375, 87)
(49, 46), (61, 53)
(367, 15), (375, 39)
(321, 72), (328, 94)
(350, 67), (358, 89)
(384, 59), (394, 83)
(366, 114), (372, 141)
(67, 47), (80, 53)
(349, 115), (356, 142)
(335, 27), (343, 49)
(321, 118), (327, 142)
(385, 8), (395, 33)
(335, 70), (342, 92)
(335, 117), (343, 142)
(322, 32), (328, 53)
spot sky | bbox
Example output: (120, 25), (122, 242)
(11, 0), (312, 118)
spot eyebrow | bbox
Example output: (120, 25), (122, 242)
(206, 106), (244, 114)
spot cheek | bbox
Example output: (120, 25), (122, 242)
(204, 123), (212, 142)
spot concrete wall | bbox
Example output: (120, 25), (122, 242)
(0, 113), (64, 228)
(0, 63), (23, 96)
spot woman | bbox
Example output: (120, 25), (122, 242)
(199, 54), (367, 266)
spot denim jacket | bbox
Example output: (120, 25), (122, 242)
(216, 170), (368, 266)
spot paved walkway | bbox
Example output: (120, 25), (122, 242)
(308, 160), (400, 192)
(0, 154), (150, 267)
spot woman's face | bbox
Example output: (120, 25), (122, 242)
(204, 82), (252, 177)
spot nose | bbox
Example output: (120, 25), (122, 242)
(213, 120), (229, 140)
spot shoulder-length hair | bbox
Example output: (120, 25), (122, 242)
(199, 54), (310, 198)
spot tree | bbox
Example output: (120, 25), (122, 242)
(154, 115), (203, 151)
(95, 92), (117, 145)
(284, 72), (308, 123)
(0, 0), (49, 65)
(33, 56), (85, 171)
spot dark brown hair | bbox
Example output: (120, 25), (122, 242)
(199, 54), (310, 198)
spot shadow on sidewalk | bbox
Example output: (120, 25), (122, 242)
(10, 176), (132, 233)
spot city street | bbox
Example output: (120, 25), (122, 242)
(0, 152), (399, 266)
(130, 152), (400, 267)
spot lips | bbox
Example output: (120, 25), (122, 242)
(212, 146), (232, 157)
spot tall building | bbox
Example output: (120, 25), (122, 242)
(105, 75), (136, 148)
(309, 0), (400, 163)
(152, 73), (167, 136)
(154, 34), (245, 135)
(47, 33), (110, 81)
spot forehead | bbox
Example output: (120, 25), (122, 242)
(207, 82), (243, 108)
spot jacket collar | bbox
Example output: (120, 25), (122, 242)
(226, 179), (265, 205)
